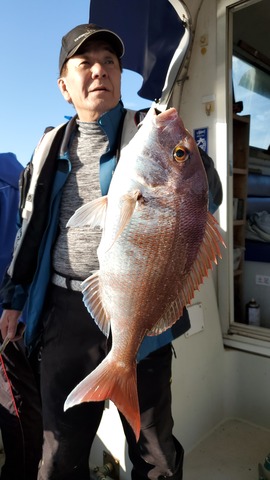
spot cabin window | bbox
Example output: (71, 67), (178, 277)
(218, 0), (270, 356)
(232, 55), (270, 150)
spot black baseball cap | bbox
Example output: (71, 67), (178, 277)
(59, 23), (125, 74)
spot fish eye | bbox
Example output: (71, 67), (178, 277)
(173, 145), (190, 163)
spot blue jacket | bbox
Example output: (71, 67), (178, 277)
(0, 153), (23, 317)
(0, 102), (222, 358)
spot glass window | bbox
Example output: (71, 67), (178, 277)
(232, 56), (270, 151)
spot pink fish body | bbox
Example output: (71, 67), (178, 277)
(64, 107), (224, 440)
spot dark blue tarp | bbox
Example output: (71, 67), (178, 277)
(89, 0), (185, 101)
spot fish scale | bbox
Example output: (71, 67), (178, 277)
(64, 106), (225, 441)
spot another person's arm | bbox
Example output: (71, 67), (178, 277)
(0, 309), (22, 342)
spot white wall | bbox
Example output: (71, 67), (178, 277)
(223, 350), (270, 430)
(171, 274), (226, 454)
(171, 276), (270, 455)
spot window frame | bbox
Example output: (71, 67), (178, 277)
(216, 0), (270, 357)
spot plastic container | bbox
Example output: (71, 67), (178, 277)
(246, 298), (260, 326)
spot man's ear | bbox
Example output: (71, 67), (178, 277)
(58, 78), (72, 104)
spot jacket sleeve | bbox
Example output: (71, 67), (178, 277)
(0, 165), (27, 314)
(0, 167), (31, 313)
(199, 147), (223, 214)
(0, 206), (30, 312)
(0, 271), (29, 311)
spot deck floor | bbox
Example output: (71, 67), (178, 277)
(1, 418), (270, 479)
(184, 418), (270, 480)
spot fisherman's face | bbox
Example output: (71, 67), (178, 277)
(58, 40), (121, 122)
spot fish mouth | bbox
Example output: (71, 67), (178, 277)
(152, 107), (180, 128)
(138, 107), (180, 131)
(151, 107), (178, 120)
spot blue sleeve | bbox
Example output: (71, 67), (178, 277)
(137, 308), (190, 361)
(198, 147), (223, 214)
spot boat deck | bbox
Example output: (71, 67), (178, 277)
(1, 418), (270, 479)
(184, 418), (270, 480)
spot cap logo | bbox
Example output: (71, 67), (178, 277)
(73, 29), (96, 44)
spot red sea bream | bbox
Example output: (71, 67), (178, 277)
(64, 107), (224, 440)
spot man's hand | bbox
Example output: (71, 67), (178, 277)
(0, 309), (23, 342)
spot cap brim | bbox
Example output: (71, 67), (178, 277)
(68, 29), (124, 61)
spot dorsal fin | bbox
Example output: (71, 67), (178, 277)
(148, 212), (225, 335)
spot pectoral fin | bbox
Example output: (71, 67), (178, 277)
(116, 189), (141, 240)
(100, 189), (141, 253)
(66, 196), (108, 229)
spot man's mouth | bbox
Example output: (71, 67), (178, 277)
(91, 86), (109, 93)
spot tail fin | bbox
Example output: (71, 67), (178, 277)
(64, 353), (140, 441)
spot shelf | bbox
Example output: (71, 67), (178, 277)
(233, 168), (248, 175)
(234, 220), (245, 226)
(233, 114), (250, 322)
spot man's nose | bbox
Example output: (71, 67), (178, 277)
(91, 63), (107, 78)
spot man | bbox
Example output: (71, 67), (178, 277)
(0, 24), (222, 480)
(0, 152), (42, 480)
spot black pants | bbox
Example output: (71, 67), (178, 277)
(38, 285), (184, 480)
(0, 338), (43, 480)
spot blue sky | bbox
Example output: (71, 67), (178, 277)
(0, 0), (151, 166)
